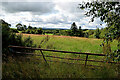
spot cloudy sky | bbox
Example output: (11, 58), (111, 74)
(0, 0), (107, 29)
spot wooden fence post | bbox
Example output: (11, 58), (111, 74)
(40, 50), (48, 65)
(85, 54), (88, 67)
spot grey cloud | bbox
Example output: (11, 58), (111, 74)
(1, 2), (56, 14)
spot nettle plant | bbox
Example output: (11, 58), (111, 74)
(79, 1), (120, 62)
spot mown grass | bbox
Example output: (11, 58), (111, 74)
(3, 34), (119, 79)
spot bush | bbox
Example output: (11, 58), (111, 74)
(23, 36), (36, 47)
(95, 28), (101, 39)
(36, 28), (43, 34)
(67, 30), (73, 36)
(88, 30), (94, 35)
(100, 28), (109, 39)
(1, 19), (11, 51)
(10, 28), (19, 33)
(89, 34), (95, 38)
(84, 32), (89, 38)
(1, 19), (36, 56)
(30, 30), (34, 34)
(21, 30), (25, 33)
(25, 29), (30, 34)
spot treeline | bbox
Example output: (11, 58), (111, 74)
(12, 22), (110, 39)
(12, 23), (42, 34)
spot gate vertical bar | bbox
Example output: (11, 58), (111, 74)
(85, 54), (88, 67)
(40, 50), (48, 65)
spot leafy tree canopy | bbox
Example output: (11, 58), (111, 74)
(71, 22), (78, 30)
(79, 1), (120, 39)
(79, 1), (120, 62)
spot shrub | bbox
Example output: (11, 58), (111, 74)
(95, 28), (101, 39)
(1, 19), (36, 56)
(25, 29), (30, 34)
(23, 36), (36, 47)
(89, 34), (95, 38)
(1, 19), (11, 51)
(10, 28), (19, 33)
(37, 28), (43, 34)
(30, 30), (34, 34)
(84, 32), (89, 38)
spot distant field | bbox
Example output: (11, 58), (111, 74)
(44, 33), (53, 35)
(20, 33), (118, 63)
(21, 33), (118, 54)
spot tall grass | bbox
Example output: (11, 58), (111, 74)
(2, 55), (118, 79)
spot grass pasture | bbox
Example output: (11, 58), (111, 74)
(22, 33), (117, 53)
(22, 33), (118, 63)
(3, 33), (119, 79)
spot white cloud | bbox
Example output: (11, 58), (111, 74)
(0, 1), (107, 29)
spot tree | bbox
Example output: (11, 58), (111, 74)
(88, 30), (94, 35)
(70, 22), (78, 36)
(16, 23), (23, 30)
(10, 28), (19, 33)
(33, 27), (37, 29)
(79, 1), (120, 62)
(23, 25), (27, 30)
(16, 23), (27, 31)
(100, 27), (109, 39)
(36, 28), (43, 34)
(28, 25), (32, 29)
(79, 1), (120, 39)
(78, 26), (83, 37)
(71, 22), (77, 30)
(25, 29), (30, 34)
(95, 28), (101, 39)
(84, 32), (89, 38)
(0, 19), (11, 50)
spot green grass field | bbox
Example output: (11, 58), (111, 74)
(2, 34), (119, 79)
(21, 34), (118, 65)
(22, 34), (118, 53)
(44, 33), (53, 35)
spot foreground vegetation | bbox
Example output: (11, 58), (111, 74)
(2, 34), (119, 79)
(3, 54), (119, 79)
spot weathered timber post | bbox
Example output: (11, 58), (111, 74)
(40, 50), (48, 65)
(85, 54), (88, 67)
